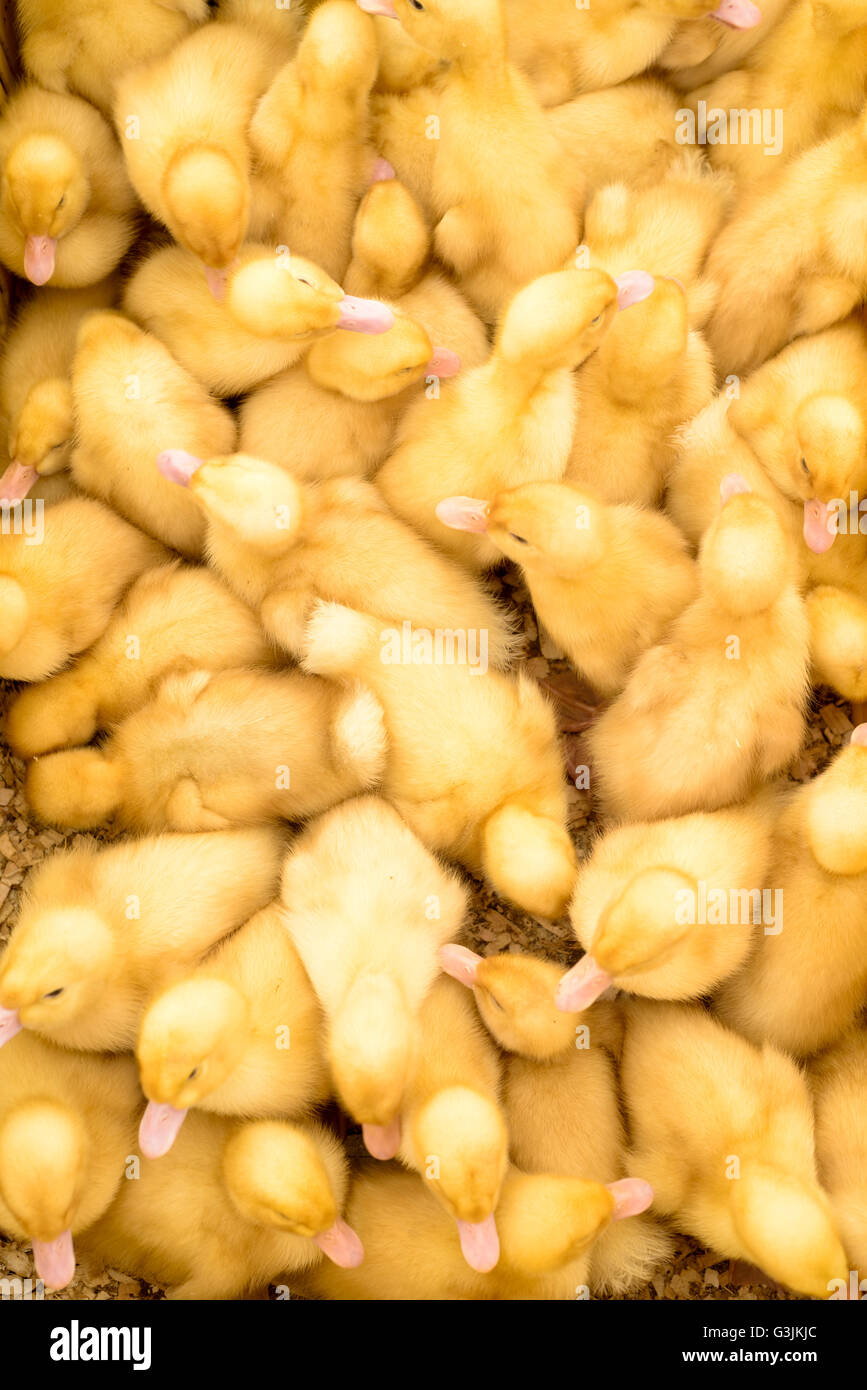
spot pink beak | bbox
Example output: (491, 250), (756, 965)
(362, 1117), (402, 1160)
(156, 449), (205, 487)
(370, 157), (396, 183)
(204, 265), (230, 302)
(555, 955), (614, 1012)
(24, 235), (57, 286)
(438, 942), (483, 987)
(709, 0), (761, 28)
(138, 1100), (189, 1158)
(614, 271), (655, 311)
(0, 460), (39, 502)
(0, 1006), (22, 1047)
(457, 1213), (500, 1273)
(435, 496), (490, 533)
(314, 1219), (365, 1268)
(336, 297), (395, 334)
(803, 498), (838, 555)
(32, 1229), (75, 1289)
(426, 347), (462, 379)
(606, 1178), (654, 1220)
(356, 0), (399, 15)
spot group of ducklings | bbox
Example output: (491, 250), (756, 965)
(0, 0), (865, 1302)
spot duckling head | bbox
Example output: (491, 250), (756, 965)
(8, 379), (75, 481)
(732, 1163), (848, 1299)
(137, 977), (249, 1122)
(226, 252), (395, 341)
(598, 276), (689, 395)
(0, 1098), (86, 1287)
(328, 972), (414, 1141)
(497, 1172), (652, 1276)
(0, 576), (29, 659)
(307, 310), (460, 401)
(806, 587), (867, 704)
(496, 268), (654, 377)
(439, 943), (578, 1058)
(411, 1085), (507, 1272)
(2, 134), (89, 284)
(804, 726), (867, 875)
(222, 1120), (364, 1266)
(350, 178), (430, 299)
(298, 0), (380, 111)
(699, 478), (791, 617)
(157, 450), (307, 550)
(162, 146), (249, 287)
(26, 748), (123, 830)
(793, 395), (866, 556)
(0, 907), (115, 1045)
(439, 480), (610, 576)
(361, 0), (505, 61)
(558, 867), (698, 1011)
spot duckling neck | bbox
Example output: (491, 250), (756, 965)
(489, 354), (570, 408)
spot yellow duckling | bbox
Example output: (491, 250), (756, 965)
(154, 449), (518, 666)
(377, 266), (655, 571)
(622, 999), (848, 1299)
(224, 245), (395, 340)
(0, 282), (116, 503)
(438, 941), (619, 1061)
(5, 561), (273, 760)
(300, 601), (576, 918)
(70, 312), (236, 558)
(689, 0), (867, 188)
(280, 796), (468, 1156)
(437, 481), (696, 696)
(715, 727), (867, 1055)
(25, 665), (385, 833)
(547, 79), (685, 201)
(113, 21), (287, 294)
(81, 1115), (363, 1299)
(239, 177), (483, 480)
(136, 902), (329, 1159)
(250, 1), (379, 280)
(502, 0), (763, 107)
(0, 1033), (141, 1291)
(659, 0), (790, 89)
(0, 496), (164, 683)
(806, 582), (867, 705)
(811, 1028), (867, 1284)
(396, 975), (507, 1273)
(16, 0), (209, 116)
(0, 85), (136, 286)
(0, 829), (283, 1052)
(704, 105), (867, 377)
(365, 0), (580, 322)
(560, 796), (775, 1011)
(589, 480), (810, 822)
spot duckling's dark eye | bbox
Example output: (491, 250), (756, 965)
(295, 276), (313, 288)
(43, 988), (64, 999)
(409, 0), (425, 9)
(509, 533), (528, 545)
(56, 195), (65, 209)
(590, 314), (603, 326)
(486, 993), (505, 1012)
(187, 1068), (199, 1081)
(801, 457), (810, 474)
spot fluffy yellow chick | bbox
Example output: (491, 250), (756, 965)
(154, 450), (517, 666)
(0, 1033), (141, 1291)
(377, 267), (655, 571)
(300, 600), (576, 918)
(396, 976), (508, 1273)
(0, 829), (283, 1052)
(0, 282), (116, 503)
(250, 1), (380, 279)
(25, 665), (385, 833)
(436, 481), (696, 697)
(224, 245), (395, 340)
(5, 561), (273, 760)
(659, 0), (791, 88)
(0, 85), (136, 286)
(622, 1000), (848, 1299)
(81, 1115), (362, 1299)
(280, 796), (468, 1154)
(501, 0), (763, 106)
(70, 311), (236, 557)
(589, 481), (810, 822)
(136, 902), (329, 1158)
(704, 106), (867, 376)
(113, 21), (287, 292)
(561, 795), (776, 1010)
(547, 79), (685, 200)
(438, 942), (600, 1060)
(15, 0), (208, 115)
(811, 1028), (867, 1283)
(689, 0), (867, 187)
(0, 496), (164, 683)
(806, 582), (867, 704)
(726, 319), (867, 568)
(240, 178), (483, 480)
(367, 0), (580, 322)
(715, 728), (867, 1055)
